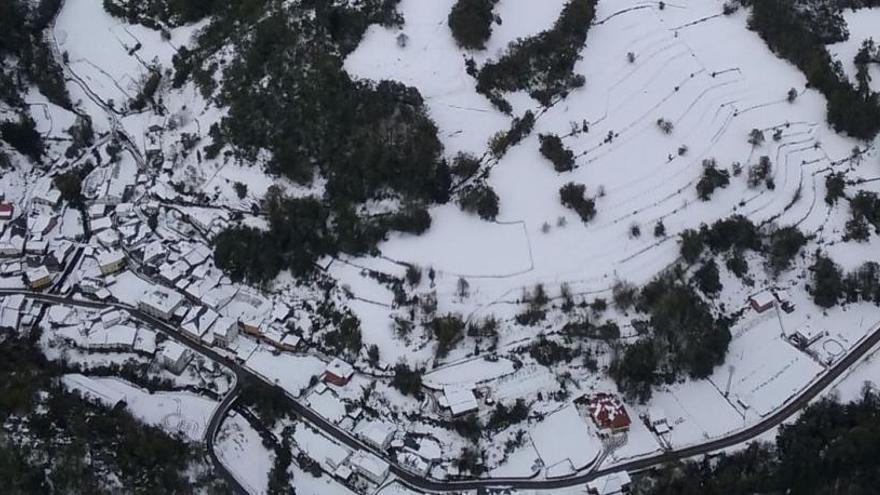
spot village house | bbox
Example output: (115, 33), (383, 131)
(85, 323), (137, 352)
(442, 386), (479, 417)
(32, 187), (61, 207)
(138, 288), (184, 321)
(355, 419), (397, 451)
(25, 238), (48, 255)
(25, 265), (51, 290)
(99, 308), (125, 327)
(349, 452), (390, 485)
(90, 216), (113, 233)
(0, 235), (24, 256)
(180, 306), (219, 342)
(585, 393), (632, 434)
(239, 317), (263, 337)
(784, 325), (825, 349)
(749, 290), (776, 313)
(97, 250), (126, 275)
(0, 294), (26, 330)
(209, 316), (238, 348)
(324, 358), (355, 386)
(88, 204), (105, 219)
(646, 407), (670, 435)
(0, 202), (14, 220)
(160, 341), (192, 375)
(278, 333), (301, 352)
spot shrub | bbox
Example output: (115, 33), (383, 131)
(679, 229), (704, 264)
(459, 184), (500, 220)
(538, 133), (575, 172)
(692, 260), (722, 295)
(747, 156), (772, 188)
(450, 152), (482, 178)
(391, 363), (424, 399)
(810, 252), (843, 308)
(559, 182), (596, 222)
(1, 115), (43, 162)
(431, 314), (466, 357)
(824, 172), (846, 205)
(767, 226), (807, 274)
(695, 159), (730, 200)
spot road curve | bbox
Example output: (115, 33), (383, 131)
(5, 289), (878, 492)
(205, 380), (248, 494)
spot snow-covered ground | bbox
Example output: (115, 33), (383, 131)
(5, 0), (880, 490)
(215, 413), (274, 494)
(828, 8), (880, 92)
(91, 377), (217, 440)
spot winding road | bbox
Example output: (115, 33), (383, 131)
(3, 288), (879, 493)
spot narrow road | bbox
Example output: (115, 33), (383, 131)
(205, 380), (248, 494)
(5, 289), (878, 492)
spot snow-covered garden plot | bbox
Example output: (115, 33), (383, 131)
(244, 347), (326, 398)
(528, 404), (601, 477)
(423, 356), (516, 389)
(54, 0), (203, 115)
(215, 413), (274, 495)
(708, 316), (823, 419)
(86, 376), (217, 441)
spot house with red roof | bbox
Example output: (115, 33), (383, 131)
(0, 202), (14, 220)
(585, 393), (631, 433)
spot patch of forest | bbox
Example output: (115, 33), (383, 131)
(108, 0), (456, 283)
(476, 0), (597, 112)
(0, 329), (226, 493)
(448, 0), (499, 50)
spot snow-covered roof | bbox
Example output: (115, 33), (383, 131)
(91, 216), (113, 232)
(307, 388), (347, 424)
(26, 265), (50, 282)
(87, 323), (137, 348)
(181, 306), (218, 338)
(586, 471), (631, 495)
(325, 358), (355, 380)
(349, 451), (389, 481)
(442, 386), (479, 416)
(355, 419), (396, 448)
(785, 324), (823, 341)
(97, 249), (125, 267)
(143, 287), (184, 314)
(586, 393), (631, 430)
(160, 341), (188, 362)
(280, 333), (301, 347)
(750, 290), (776, 308)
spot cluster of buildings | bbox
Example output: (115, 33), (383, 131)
(49, 305), (156, 355)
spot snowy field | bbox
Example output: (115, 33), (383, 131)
(341, 0), (872, 366)
(62, 375), (218, 441)
(15, 0), (880, 489)
(245, 347), (326, 398)
(216, 413), (274, 495)
(828, 8), (880, 93)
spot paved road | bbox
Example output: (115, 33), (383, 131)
(6, 289), (879, 493)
